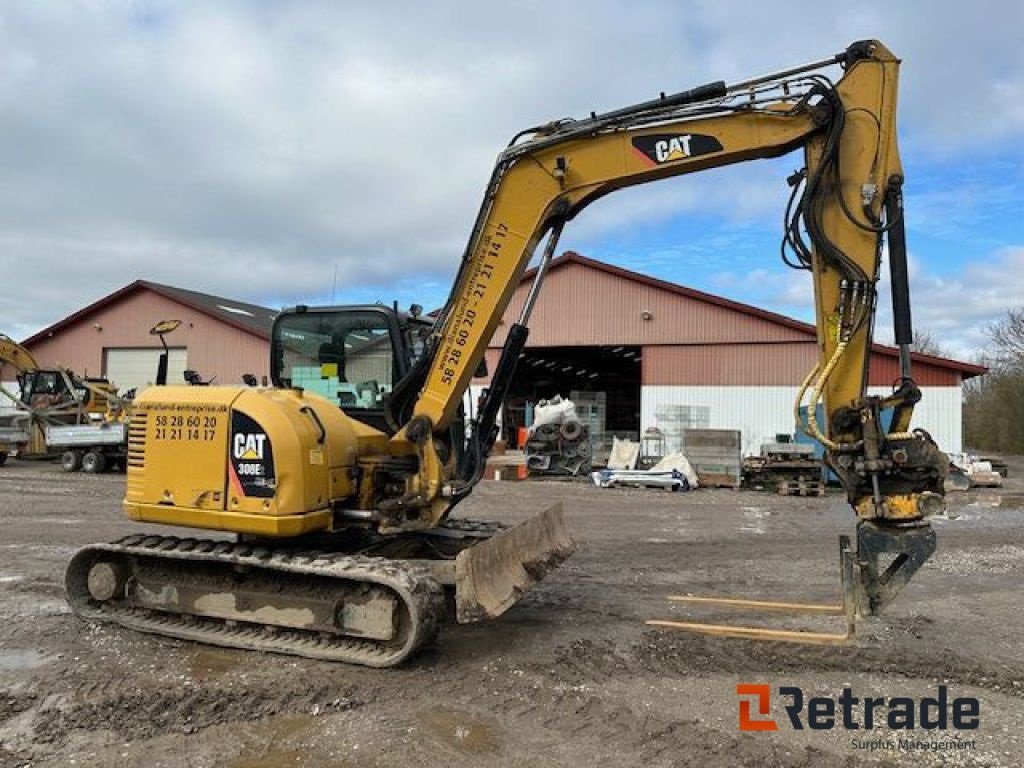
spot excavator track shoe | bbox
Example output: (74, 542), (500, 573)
(66, 535), (445, 667)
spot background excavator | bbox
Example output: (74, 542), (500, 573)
(66, 40), (947, 666)
(0, 333), (120, 464)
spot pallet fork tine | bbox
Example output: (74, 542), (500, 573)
(646, 536), (858, 645)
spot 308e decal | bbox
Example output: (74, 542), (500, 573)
(229, 411), (276, 498)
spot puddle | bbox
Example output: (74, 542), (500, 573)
(931, 512), (968, 523)
(0, 544), (79, 557)
(32, 517), (82, 526)
(0, 649), (49, 672)
(188, 647), (242, 680)
(652, 524), (693, 539)
(1, 598), (71, 618)
(2, 483), (78, 496)
(969, 491), (1002, 508)
(1000, 494), (1024, 509)
(740, 506), (771, 535)
(419, 706), (501, 754)
(229, 715), (319, 768)
(231, 748), (305, 767)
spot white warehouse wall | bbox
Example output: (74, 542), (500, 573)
(641, 386), (963, 456)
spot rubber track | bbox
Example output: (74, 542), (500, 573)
(65, 534), (446, 668)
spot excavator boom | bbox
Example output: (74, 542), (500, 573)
(391, 41), (943, 535)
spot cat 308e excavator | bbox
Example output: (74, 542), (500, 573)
(67, 40), (947, 665)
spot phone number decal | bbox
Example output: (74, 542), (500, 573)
(438, 222), (509, 387)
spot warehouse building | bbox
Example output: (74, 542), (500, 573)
(480, 252), (985, 455)
(9, 255), (984, 455)
(14, 281), (275, 393)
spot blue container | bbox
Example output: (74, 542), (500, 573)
(795, 404), (894, 485)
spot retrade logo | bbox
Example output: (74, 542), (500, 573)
(736, 684), (980, 732)
(737, 684), (778, 731)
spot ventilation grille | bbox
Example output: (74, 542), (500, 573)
(127, 410), (148, 470)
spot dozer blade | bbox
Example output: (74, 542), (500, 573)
(646, 535), (857, 646)
(454, 502), (575, 623)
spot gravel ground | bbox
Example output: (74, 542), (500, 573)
(1, 459), (1022, 767)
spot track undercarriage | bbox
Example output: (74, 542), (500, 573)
(66, 505), (574, 667)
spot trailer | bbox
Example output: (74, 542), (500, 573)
(743, 441), (825, 495)
(0, 425), (31, 466)
(45, 422), (128, 473)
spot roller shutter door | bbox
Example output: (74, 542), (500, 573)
(104, 347), (188, 394)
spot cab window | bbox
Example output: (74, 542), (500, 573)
(274, 312), (396, 410)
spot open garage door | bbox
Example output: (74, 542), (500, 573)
(504, 345), (641, 451)
(104, 347), (187, 395)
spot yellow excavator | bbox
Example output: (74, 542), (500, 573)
(0, 334), (120, 463)
(0, 334), (38, 464)
(67, 40), (947, 665)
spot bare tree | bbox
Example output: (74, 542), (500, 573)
(909, 328), (947, 358)
(963, 308), (1024, 453)
(988, 308), (1024, 370)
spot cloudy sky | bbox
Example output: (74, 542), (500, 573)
(2, 1), (1022, 360)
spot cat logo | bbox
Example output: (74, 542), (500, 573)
(631, 132), (724, 166)
(233, 433), (267, 460)
(230, 411), (276, 498)
(655, 135), (694, 162)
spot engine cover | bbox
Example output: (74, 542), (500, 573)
(123, 386), (361, 536)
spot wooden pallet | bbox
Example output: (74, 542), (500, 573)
(697, 471), (741, 489)
(776, 479), (825, 497)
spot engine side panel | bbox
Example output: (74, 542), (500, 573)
(124, 386), (366, 536)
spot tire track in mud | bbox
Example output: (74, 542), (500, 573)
(3, 632), (370, 760)
(540, 625), (1024, 701)
(5, 466), (1024, 766)
(28, 678), (365, 746)
(450, 628), (1024, 767)
(385, 649), (873, 768)
(10, 621), (1020, 767)
(625, 629), (1024, 698)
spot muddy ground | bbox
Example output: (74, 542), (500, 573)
(1, 460), (1022, 767)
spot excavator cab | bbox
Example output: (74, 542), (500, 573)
(270, 304), (433, 434)
(18, 369), (72, 410)
(17, 369), (114, 414)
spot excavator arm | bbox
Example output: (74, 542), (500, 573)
(390, 41), (945, 615)
(0, 333), (40, 376)
(417, 108), (819, 427)
(0, 333), (41, 414)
